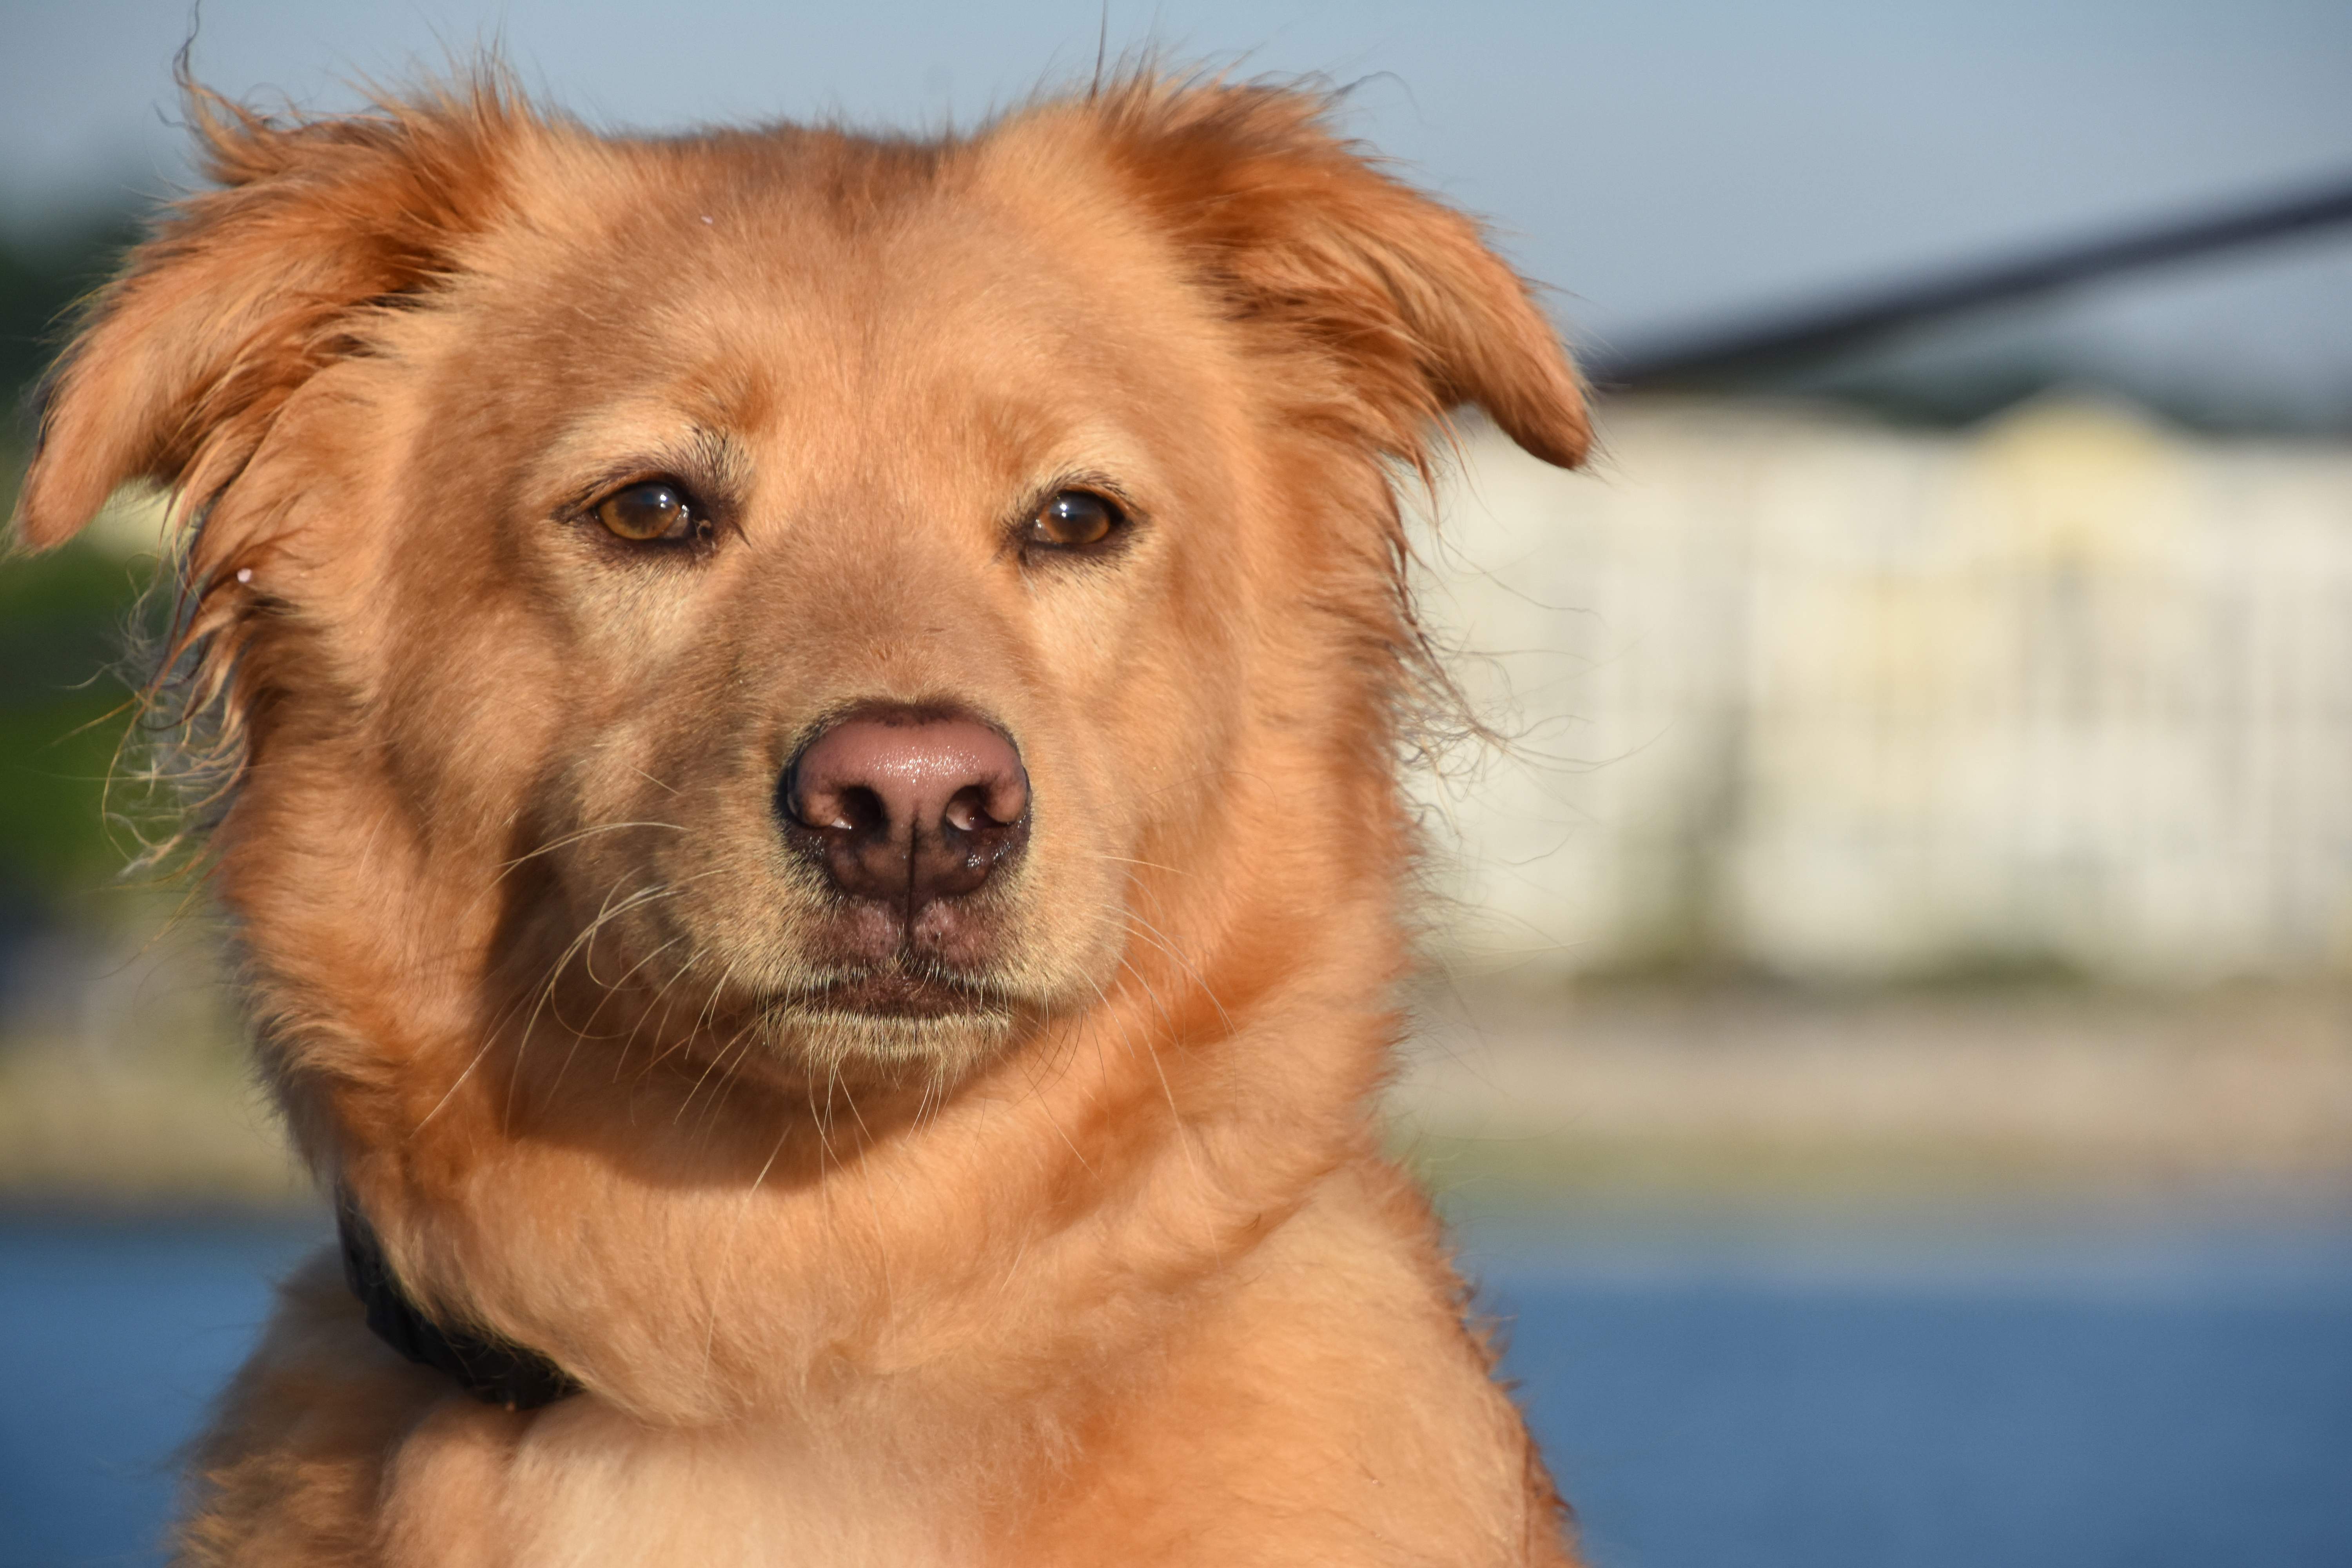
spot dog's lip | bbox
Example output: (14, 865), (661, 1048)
(771, 972), (1010, 1021)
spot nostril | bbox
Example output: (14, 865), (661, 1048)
(943, 787), (986, 835)
(786, 772), (882, 837)
(942, 779), (1023, 835)
(844, 787), (887, 834)
(813, 784), (886, 836)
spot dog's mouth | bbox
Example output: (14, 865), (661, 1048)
(768, 970), (1014, 1024)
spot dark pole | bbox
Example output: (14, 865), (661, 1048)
(1589, 174), (2352, 388)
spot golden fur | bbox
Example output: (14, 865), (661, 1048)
(15, 69), (1590, 1565)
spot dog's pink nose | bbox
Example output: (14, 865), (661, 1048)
(784, 710), (1030, 907)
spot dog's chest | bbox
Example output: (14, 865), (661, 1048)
(381, 1396), (971, 1568)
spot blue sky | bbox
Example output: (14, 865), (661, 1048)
(5, 0), (2350, 403)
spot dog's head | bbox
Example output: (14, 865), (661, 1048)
(14, 77), (1585, 1103)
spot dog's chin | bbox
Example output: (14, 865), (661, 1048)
(758, 973), (1022, 1078)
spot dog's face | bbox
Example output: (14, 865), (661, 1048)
(365, 133), (1261, 1079)
(15, 82), (1586, 1096)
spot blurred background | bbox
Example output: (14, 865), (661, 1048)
(3, 3), (2349, 1566)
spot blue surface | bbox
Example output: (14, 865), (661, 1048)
(1467, 1214), (2352, 1568)
(4, 1209), (2350, 1567)
(0, 1218), (328, 1568)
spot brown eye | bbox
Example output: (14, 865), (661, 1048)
(595, 480), (697, 542)
(1027, 490), (1120, 550)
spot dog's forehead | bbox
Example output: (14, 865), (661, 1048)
(471, 127), (1210, 481)
(535, 132), (1159, 354)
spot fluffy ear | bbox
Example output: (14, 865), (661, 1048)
(10, 81), (528, 551)
(1087, 80), (1590, 470)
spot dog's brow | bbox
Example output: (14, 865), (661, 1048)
(686, 426), (754, 489)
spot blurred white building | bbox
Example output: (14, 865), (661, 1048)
(1420, 395), (2352, 983)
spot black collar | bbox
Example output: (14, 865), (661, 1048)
(337, 1201), (579, 1411)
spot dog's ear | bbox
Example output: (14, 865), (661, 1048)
(1088, 80), (1590, 470)
(11, 82), (524, 551)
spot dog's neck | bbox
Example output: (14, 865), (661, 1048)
(307, 894), (1401, 1432)
(337, 1197), (578, 1410)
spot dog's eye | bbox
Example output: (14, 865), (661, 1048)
(594, 480), (699, 543)
(1026, 490), (1122, 551)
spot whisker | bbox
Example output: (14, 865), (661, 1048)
(619, 941), (716, 1079)
(491, 819), (689, 883)
(414, 867), (723, 1136)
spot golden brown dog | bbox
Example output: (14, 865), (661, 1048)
(14, 69), (1589, 1565)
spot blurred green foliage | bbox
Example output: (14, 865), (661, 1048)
(2, 209), (149, 933)
(0, 208), (142, 401)
(0, 535), (151, 909)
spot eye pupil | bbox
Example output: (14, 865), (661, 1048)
(1032, 490), (1117, 549)
(596, 481), (692, 542)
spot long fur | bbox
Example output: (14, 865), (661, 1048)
(15, 67), (1590, 1566)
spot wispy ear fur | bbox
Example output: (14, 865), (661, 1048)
(1082, 76), (1590, 477)
(8, 75), (538, 861)
(12, 74), (533, 553)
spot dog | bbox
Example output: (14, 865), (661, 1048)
(14, 68), (1590, 1565)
